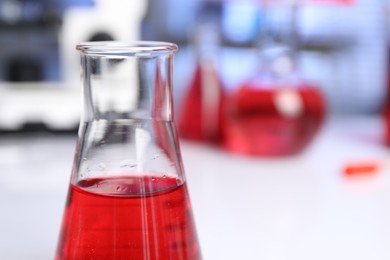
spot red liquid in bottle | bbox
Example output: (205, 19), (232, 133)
(55, 176), (201, 260)
(222, 81), (325, 156)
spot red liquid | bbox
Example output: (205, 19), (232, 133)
(384, 60), (390, 145)
(308, 0), (354, 5)
(343, 162), (380, 176)
(178, 63), (224, 142)
(222, 81), (325, 156)
(384, 109), (390, 145)
(56, 176), (202, 260)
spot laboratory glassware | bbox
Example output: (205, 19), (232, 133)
(178, 1), (225, 143)
(55, 41), (202, 260)
(221, 0), (326, 156)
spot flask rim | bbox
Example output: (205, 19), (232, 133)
(76, 41), (178, 56)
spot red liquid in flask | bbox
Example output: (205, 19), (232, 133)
(178, 63), (224, 142)
(384, 59), (390, 145)
(56, 175), (201, 260)
(384, 109), (390, 145)
(222, 81), (325, 156)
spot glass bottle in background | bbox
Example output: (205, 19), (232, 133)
(55, 42), (202, 260)
(221, 0), (326, 156)
(178, 1), (225, 143)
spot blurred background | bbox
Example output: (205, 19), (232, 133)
(0, 0), (388, 132)
(3, 0), (390, 259)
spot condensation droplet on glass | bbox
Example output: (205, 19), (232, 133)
(116, 186), (121, 191)
(162, 174), (166, 179)
(120, 160), (136, 168)
(120, 159), (129, 165)
(82, 157), (87, 161)
(98, 162), (106, 170)
(151, 177), (156, 182)
(87, 167), (91, 172)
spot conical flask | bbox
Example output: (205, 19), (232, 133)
(178, 1), (225, 143)
(222, 1), (326, 156)
(55, 42), (202, 260)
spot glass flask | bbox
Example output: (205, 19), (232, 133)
(385, 68), (390, 145)
(221, 0), (326, 156)
(55, 42), (202, 260)
(178, 1), (225, 143)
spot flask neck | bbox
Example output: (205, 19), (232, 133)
(80, 52), (175, 122)
(257, 0), (300, 80)
(192, 0), (222, 63)
(72, 42), (184, 186)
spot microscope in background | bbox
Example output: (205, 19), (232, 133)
(0, 0), (146, 131)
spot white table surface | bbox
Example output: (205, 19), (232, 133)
(1, 116), (390, 260)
